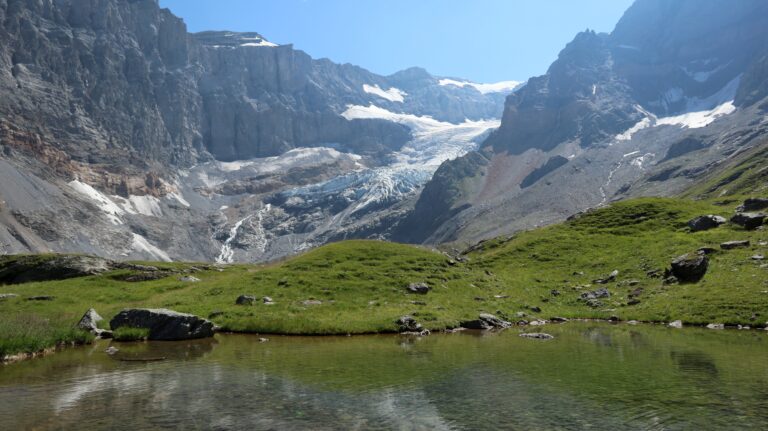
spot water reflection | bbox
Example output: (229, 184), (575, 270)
(0, 324), (767, 430)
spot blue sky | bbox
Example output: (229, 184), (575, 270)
(159, 0), (635, 83)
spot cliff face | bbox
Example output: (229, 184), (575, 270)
(397, 0), (768, 246)
(0, 0), (514, 261)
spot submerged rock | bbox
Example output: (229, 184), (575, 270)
(688, 215), (727, 232)
(519, 333), (554, 340)
(670, 254), (708, 282)
(461, 313), (512, 330)
(406, 282), (431, 294)
(110, 309), (215, 341)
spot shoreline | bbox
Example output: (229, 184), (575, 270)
(5, 317), (766, 365)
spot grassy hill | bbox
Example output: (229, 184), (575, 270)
(1, 197), (767, 358)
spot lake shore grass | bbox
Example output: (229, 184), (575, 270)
(1, 197), (767, 360)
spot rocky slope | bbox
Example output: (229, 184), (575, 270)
(397, 0), (768, 246)
(0, 0), (516, 261)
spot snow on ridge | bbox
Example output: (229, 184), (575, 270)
(363, 84), (407, 103)
(132, 233), (172, 262)
(218, 147), (363, 173)
(241, 40), (278, 48)
(616, 77), (741, 141)
(438, 78), (522, 94)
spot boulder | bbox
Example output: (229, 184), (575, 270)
(580, 287), (611, 301)
(731, 213), (766, 230)
(461, 313), (512, 330)
(721, 240), (751, 250)
(669, 320), (683, 329)
(519, 333), (554, 340)
(77, 308), (104, 336)
(594, 270), (619, 284)
(697, 247), (717, 255)
(396, 315), (423, 332)
(110, 309), (215, 341)
(706, 323), (725, 330)
(406, 282), (431, 294)
(738, 198), (768, 212)
(262, 296), (275, 304)
(670, 254), (708, 282)
(235, 295), (256, 305)
(688, 215), (727, 232)
(551, 317), (569, 323)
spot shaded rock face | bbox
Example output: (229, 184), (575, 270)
(485, 31), (642, 154)
(0, 255), (113, 284)
(671, 254), (708, 283)
(110, 308), (215, 341)
(739, 198), (768, 212)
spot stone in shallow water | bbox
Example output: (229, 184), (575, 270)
(396, 315), (423, 333)
(707, 323), (725, 330)
(110, 309), (215, 341)
(669, 320), (683, 329)
(461, 313), (512, 330)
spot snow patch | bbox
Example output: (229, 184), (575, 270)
(167, 191), (191, 207)
(68, 180), (125, 225)
(115, 195), (163, 218)
(438, 79), (522, 94)
(131, 233), (172, 262)
(363, 84), (407, 103)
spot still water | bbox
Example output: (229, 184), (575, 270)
(1, 323), (767, 430)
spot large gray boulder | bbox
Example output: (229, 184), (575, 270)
(110, 309), (215, 341)
(688, 215), (727, 232)
(731, 213), (766, 230)
(670, 254), (708, 282)
(461, 313), (512, 330)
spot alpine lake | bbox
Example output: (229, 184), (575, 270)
(1, 322), (767, 430)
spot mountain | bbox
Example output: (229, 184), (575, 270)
(0, 0), (517, 261)
(396, 0), (768, 246)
